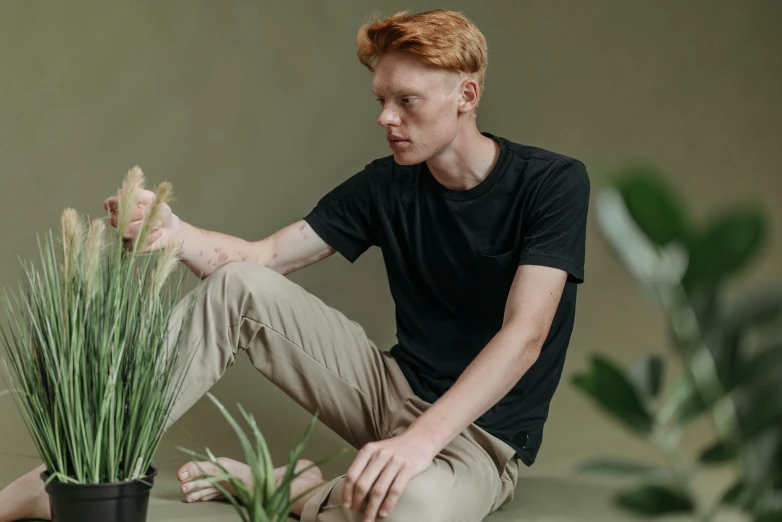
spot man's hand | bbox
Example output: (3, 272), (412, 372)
(104, 184), (181, 254)
(342, 432), (439, 521)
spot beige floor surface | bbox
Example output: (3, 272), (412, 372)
(2, 455), (746, 522)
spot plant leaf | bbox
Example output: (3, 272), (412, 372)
(205, 394), (257, 480)
(698, 440), (737, 465)
(755, 510), (782, 522)
(707, 284), (782, 390)
(572, 355), (654, 434)
(575, 458), (669, 478)
(613, 165), (690, 247)
(720, 480), (751, 510)
(663, 372), (709, 428)
(615, 484), (694, 516)
(627, 354), (665, 402)
(683, 208), (767, 292)
(738, 385), (782, 440)
(736, 339), (782, 391)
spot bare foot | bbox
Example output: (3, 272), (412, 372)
(177, 458), (324, 514)
(0, 464), (51, 522)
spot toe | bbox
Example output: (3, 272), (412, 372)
(201, 491), (222, 502)
(185, 487), (220, 503)
(178, 460), (220, 482)
(181, 478), (215, 494)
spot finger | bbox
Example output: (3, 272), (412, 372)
(141, 228), (163, 251)
(122, 222), (139, 240)
(124, 220), (155, 240)
(105, 190), (154, 213)
(126, 204), (150, 225)
(343, 446), (375, 509)
(108, 207), (146, 230)
(363, 460), (403, 522)
(185, 486), (219, 503)
(137, 187), (157, 203)
(351, 451), (390, 513)
(379, 469), (413, 518)
(132, 204), (148, 222)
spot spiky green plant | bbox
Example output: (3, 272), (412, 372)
(0, 166), (194, 484)
(179, 393), (347, 522)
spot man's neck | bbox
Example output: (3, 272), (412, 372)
(425, 126), (500, 191)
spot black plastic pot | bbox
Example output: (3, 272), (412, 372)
(41, 467), (158, 522)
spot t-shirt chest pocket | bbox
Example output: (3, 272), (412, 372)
(475, 246), (522, 308)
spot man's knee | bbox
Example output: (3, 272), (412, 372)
(203, 261), (283, 302)
(371, 476), (448, 522)
(311, 466), (474, 522)
(208, 260), (275, 284)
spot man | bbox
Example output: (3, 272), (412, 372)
(0, 8), (589, 522)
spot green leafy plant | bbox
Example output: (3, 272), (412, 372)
(0, 167), (194, 485)
(572, 164), (782, 521)
(179, 393), (347, 522)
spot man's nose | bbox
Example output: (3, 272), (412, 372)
(377, 106), (400, 127)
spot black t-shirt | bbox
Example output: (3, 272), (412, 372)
(303, 132), (589, 466)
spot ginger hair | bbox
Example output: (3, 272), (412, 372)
(356, 9), (488, 97)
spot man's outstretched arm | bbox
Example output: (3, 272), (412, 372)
(104, 189), (335, 279)
(173, 219), (336, 279)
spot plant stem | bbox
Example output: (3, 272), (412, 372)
(667, 287), (740, 448)
(652, 422), (710, 521)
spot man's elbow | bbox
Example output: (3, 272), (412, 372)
(501, 320), (548, 357)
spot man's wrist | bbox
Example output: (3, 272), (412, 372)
(404, 418), (450, 454)
(170, 215), (188, 257)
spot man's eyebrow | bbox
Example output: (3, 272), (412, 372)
(372, 88), (418, 97)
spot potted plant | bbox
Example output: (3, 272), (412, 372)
(178, 393), (348, 522)
(0, 167), (195, 521)
(571, 164), (782, 521)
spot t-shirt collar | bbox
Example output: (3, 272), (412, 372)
(422, 132), (509, 201)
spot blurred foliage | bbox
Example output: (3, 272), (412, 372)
(572, 163), (782, 522)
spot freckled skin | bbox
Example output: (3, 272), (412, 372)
(211, 247), (229, 265)
(372, 51), (468, 167)
(281, 247), (335, 276)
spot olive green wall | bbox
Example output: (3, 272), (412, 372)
(1, 0), (780, 487)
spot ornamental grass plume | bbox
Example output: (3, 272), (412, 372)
(0, 166), (194, 485)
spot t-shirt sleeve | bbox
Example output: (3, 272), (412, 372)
(518, 159), (590, 283)
(303, 167), (379, 263)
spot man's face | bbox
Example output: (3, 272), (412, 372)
(372, 51), (464, 165)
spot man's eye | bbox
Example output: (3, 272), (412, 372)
(375, 98), (384, 105)
(401, 98), (412, 104)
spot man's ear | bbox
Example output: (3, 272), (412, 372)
(458, 76), (480, 113)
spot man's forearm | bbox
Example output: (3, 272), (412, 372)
(172, 218), (275, 279)
(404, 325), (543, 451)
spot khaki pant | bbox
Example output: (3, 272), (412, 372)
(166, 261), (519, 522)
